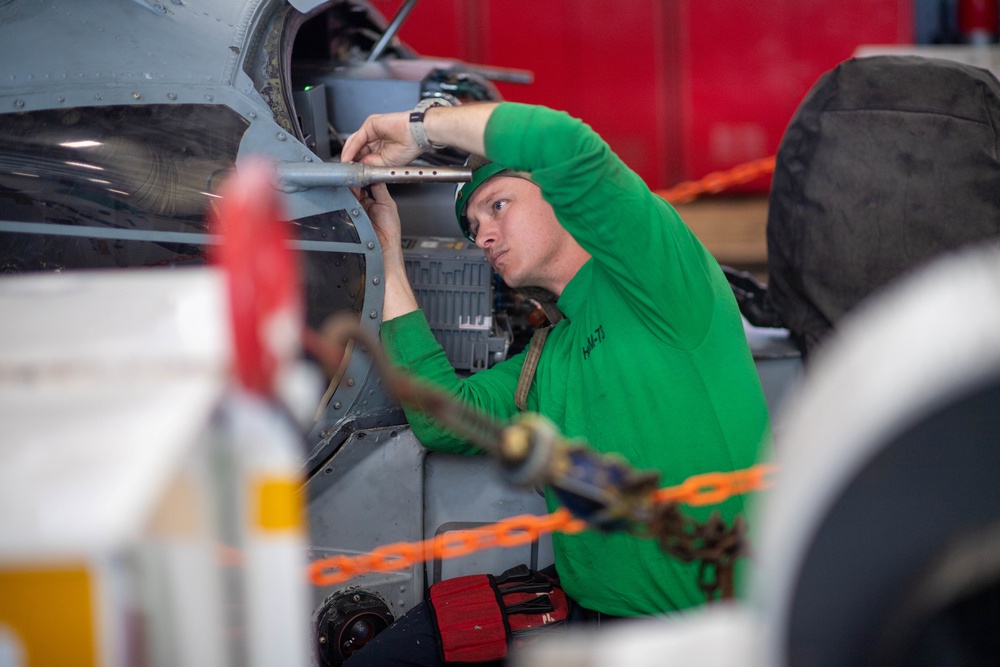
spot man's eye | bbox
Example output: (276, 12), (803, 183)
(493, 200), (507, 213)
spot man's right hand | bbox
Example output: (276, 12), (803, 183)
(353, 183), (402, 259)
(350, 183), (419, 321)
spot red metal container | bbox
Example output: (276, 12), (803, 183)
(958, 0), (999, 43)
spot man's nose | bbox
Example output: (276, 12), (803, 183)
(475, 220), (497, 248)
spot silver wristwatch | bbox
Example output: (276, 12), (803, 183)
(409, 97), (452, 150)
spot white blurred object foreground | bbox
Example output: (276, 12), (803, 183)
(0, 267), (311, 667)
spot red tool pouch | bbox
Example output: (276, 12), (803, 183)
(427, 565), (568, 663)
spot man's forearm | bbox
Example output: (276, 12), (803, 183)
(380, 103), (498, 321)
(422, 102), (499, 157)
(381, 264), (419, 321)
(376, 234), (419, 321)
(344, 103), (501, 321)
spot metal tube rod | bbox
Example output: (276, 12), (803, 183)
(367, 0), (420, 63)
(276, 162), (471, 191)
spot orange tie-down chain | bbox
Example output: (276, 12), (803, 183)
(308, 462), (776, 587)
(655, 156), (777, 205)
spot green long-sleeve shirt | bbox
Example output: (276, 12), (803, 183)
(383, 103), (770, 616)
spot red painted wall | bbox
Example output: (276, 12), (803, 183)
(370, 0), (913, 191)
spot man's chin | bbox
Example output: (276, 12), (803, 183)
(501, 273), (522, 289)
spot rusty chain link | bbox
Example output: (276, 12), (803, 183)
(651, 507), (747, 601)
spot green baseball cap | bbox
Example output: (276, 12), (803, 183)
(454, 156), (508, 242)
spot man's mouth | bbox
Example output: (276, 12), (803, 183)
(489, 249), (508, 268)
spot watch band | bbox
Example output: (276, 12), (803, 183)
(409, 97), (452, 149)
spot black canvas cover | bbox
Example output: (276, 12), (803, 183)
(762, 56), (1000, 355)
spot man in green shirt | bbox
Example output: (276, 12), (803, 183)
(340, 101), (770, 664)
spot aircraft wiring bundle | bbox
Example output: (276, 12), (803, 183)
(304, 317), (775, 601)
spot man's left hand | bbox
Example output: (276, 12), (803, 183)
(341, 112), (422, 167)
